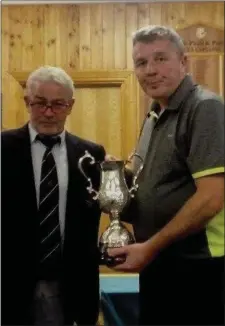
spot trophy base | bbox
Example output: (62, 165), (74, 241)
(98, 219), (135, 266)
(99, 250), (126, 267)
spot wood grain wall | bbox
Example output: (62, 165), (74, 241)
(2, 2), (224, 72)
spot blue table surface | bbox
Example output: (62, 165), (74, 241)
(100, 273), (139, 293)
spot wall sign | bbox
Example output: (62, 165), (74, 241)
(177, 23), (224, 52)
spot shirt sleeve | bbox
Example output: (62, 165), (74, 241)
(186, 98), (224, 179)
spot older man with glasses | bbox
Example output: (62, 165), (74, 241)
(1, 65), (106, 326)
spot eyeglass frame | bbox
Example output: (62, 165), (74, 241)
(28, 100), (71, 113)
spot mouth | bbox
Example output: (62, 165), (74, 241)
(41, 121), (57, 125)
(145, 81), (164, 91)
(149, 80), (162, 86)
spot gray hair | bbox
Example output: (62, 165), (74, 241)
(132, 25), (185, 55)
(26, 66), (74, 97)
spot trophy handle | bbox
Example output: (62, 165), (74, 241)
(78, 150), (99, 200)
(127, 153), (144, 197)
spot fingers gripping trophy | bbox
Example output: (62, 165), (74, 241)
(78, 151), (143, 266)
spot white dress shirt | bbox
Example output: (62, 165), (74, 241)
(28, 123), (68, 239)
(29, 123), (69, 324)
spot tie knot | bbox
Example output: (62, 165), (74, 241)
(36, 134), (61, 149)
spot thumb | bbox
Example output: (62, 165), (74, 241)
(107, 246), (127, 257)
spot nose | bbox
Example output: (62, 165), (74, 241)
(145, 62), (157, 75)
(44, 107), (54, 117)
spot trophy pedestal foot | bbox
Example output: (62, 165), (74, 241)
(99, 249), (126, 267)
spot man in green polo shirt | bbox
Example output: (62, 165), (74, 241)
(107, 25), (224, 325)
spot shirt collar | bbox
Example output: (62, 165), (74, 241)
(28, 122), (66, 145)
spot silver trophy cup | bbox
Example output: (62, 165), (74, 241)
(78, 151), (143, 266)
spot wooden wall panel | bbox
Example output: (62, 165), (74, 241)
(2, 71), (25, 129)
(66, 87), (122, 156)
(188, 54), (224, 95)
(2, 2), (224, 71)
(2, 2), (224, 126)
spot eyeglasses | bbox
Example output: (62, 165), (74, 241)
(29, 101), (70, 113)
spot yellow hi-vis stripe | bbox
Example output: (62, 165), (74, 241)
(192, 167), (224, 256)
(192, 167), (224, 179)
(206, 208), (224, 257)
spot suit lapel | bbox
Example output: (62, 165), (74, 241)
(64, 133), (90, 236)
(65, 132), (85, 200)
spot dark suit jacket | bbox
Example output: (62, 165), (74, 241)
(1, 124), (106, 325)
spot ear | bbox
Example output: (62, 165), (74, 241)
(67, 98), (75, 115)
(24, 95), (29, 106)
(24, 96), (31, 113)
(181, 54), (188, 66)
(180, 54), (188, 74)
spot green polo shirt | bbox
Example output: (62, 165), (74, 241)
(132, 75), (224, 259)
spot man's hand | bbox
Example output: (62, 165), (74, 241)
(105, 153), (134, 173)
(107, 241), (158, 273)
(104, 154), (118, 161)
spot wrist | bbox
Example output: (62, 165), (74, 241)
(146, 231), (169, 257)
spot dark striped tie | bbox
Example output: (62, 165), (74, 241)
(36, 134), (62, 280)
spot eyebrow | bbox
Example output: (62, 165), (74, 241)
(152, 51), (168, 56)
(34, 96), (65, 101)
(134, 51), (168, 61)
(34, 96), (46, 100)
